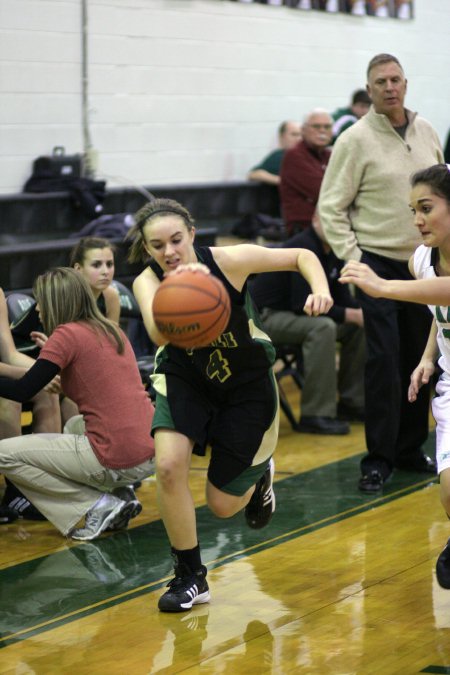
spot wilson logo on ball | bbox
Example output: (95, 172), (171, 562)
(155, 321), (201, 335)
(152, 269), (231, 349)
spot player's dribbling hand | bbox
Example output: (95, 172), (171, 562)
(303, 293), (333, 316)
(166, 263), (210, 277)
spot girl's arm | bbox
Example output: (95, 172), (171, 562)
(408, 320), (439, 403)
(0, 288), (20, 364)
(294, 248), (334, 315)
(340, 260), (450, 306)
(103, 285), (121, 324)
(0, 288), (37, 369)
(212, 244), (333, 314)
(132, 268), (168, 346)
(0, 359), (60, 403)
(0, 363), (28, 379)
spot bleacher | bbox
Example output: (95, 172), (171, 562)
(0, 181), (278, 292)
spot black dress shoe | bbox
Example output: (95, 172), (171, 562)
(337, 401), (365, 422)
(358, 469), (391, 493)
(396, 451), (437, 474)
(297, 416), (350, 435)
(436, 539), (450, 589)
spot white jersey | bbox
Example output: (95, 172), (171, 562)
(413, 244), (450, 377)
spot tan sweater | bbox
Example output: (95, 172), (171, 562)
(318, 106), (444, 262)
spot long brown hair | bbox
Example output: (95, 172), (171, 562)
(33, 267), (124, 353)
(127, 198), (195, 264)
(69, 237), (116, 267)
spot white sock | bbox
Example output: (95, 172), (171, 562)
(375, 2), (389, 17)
(397, 2), (411, 19)
(351, 0), (366, 15)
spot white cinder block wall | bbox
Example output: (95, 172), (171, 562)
(0, 0), (449, 194)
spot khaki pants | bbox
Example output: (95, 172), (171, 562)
(0, 415), (154, 535)
(260, 310), (365, 418)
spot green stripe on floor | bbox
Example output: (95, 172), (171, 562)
(0, 448), (437, 648)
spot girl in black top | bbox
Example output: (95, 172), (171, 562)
(129, 198), (333, 613)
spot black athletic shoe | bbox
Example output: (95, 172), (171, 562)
(0, 505), (19, 524)
(2, 479), (46, 520)
(245, 458), (276, 529)
(158, 563), (210, 612)
(436, 539), (450, 589)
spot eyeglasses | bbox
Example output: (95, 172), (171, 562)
(308, 124), (332, 130)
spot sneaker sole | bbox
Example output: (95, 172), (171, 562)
(180, 590), (211, 610)
(71, 500), (129, 541)
(107, 500), (142, 531)
(246, 488), (276, 529)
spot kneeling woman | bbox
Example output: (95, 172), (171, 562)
(0, 268), (155, 540)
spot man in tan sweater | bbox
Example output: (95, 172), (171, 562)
(319, 53), (443, 492)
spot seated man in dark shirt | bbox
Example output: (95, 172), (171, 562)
(248, 120), (302, 187)
(250, 211), (365, 435)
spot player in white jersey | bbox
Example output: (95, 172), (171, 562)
(339, 164), (450, 588)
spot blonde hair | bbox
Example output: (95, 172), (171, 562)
(127, 198), (195, 264)
(33, 267), (125, 353)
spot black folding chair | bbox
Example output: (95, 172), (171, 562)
(275, 344), (304, 430)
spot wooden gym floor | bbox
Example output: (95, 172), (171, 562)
(1, 383), (449, 675)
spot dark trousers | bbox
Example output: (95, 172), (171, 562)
(356, 251), (432, 473)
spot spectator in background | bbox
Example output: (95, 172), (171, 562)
(248, 121), (302, 187)
(233, 121), (302, 241)
(1, 287), (61, 522)
(69, 237), (120, 323)
(280, 109), (333, 236)
(319, 52), (444, 492)
(250, 211), (364, 435)
(0, 268), (155, 541)
(30, 237), (122, 427)
(0, 288), (60, 437)
(332, 89), (371, 142)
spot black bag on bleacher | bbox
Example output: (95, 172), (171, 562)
(23, 146), (106, 219)
(28, 145), (82, 181)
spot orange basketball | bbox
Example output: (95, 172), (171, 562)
(152, 269), (231, 348)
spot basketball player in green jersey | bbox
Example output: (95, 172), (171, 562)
(128, 197), (333, 612)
